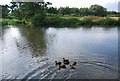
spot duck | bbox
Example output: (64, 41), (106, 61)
(63, 58), (69, 65)
(55, 61), (61, 66)
(70, 65), (76, 69)
(72, 61), (77, 66)
(59, 64), (66, 69)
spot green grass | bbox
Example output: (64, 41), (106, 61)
(45, 17), (119, 27)
(79, 18), (93, 25)
(93, 18), (118, 25)
(0, 19), (25, 25)
(45, 17), (80, 27)
(1, 17), (119, 27)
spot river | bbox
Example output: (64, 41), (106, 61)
(0, 25), (118, 79)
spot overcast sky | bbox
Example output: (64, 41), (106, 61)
(0, 0), (119, 11)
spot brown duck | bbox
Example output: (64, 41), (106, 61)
(70, 65), (76, 69)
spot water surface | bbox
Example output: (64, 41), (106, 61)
(0, 25), (118, 79)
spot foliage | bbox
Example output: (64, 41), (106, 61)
(107, 14), (120, 17)
(89, 4), (107, 16)
(93, 18), (118, 25)
(44, 17), (80, 27)
(9, 2), (52, 23)
(1, 2), (119, 26)
(46, 5), (110, 17)
(79, 18), (93, 25)
(1, 19), (24, 25)
(0, 19), (8, 25)
(0, 5), (10, 18)
(64, 18), (79, 26)
(31, 12), (46, 26)
(47, 7), (58, 14)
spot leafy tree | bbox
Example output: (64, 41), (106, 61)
(89, 4), (107, 16)
(47, 7), (58, 14)
(58, 7), (72, 15)
(0, 5), (10, 18)
(79, 8), (90, 16)
(9, 2), (52, 25)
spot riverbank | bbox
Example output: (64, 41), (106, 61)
(46, 16), (119, 26)
(0, 19), (31, 26)
(1, 16), (120, 27)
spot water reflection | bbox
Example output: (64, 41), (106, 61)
(0, 25), (118, 79)
(19, 27), (46, 57)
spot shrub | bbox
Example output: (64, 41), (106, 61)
(80, 18), (94, 25)
(63, 18), (79, 26)
(1, 19), (9, 25)
(93, 18), (118, 25)
(46, 17), (64, 26)
(1, 19), (24, 25)
(46, 17), (80, 27)
(8, 19), (23, 25)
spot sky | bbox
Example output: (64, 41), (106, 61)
(0, 0), (119, 11)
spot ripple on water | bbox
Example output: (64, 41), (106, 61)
(22, 57), (118, 79)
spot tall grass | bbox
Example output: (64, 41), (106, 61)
(45, 17), (80, 27)
(79, 18), (93, 25)
(0, 19), (24, 25)
(93, 18), (118, 25)
(45, 17), (119, 27)
(1, 17), (119, 27)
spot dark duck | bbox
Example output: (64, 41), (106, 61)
(58, 64), (66, 69)
(72, 61), (77, 66)
(63, 58), (70, 65)
(55, 61), (61, 66)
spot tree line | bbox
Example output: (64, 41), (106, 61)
(1, 2), (120, 18)
(0, 2), (120, 26)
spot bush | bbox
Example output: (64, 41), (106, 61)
(41, 17), (119, 26)
(8, 19), (23, 25)
(1, 19), (9, 25)
(64, 18), (79, 26)
(1, 19), (24, 25)
(46, 17), (80, 27)
(31, 13), (46, 26)
(93, 18), (118, 25)
(46, 17), (64, 26)
(79, 18), (94, 25)
(107, 14), (120, 17)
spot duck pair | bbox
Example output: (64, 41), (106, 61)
(55, 58), (77, 69)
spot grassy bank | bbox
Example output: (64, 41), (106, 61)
(1, 17), (120, 27)
(45, 17), (119, 27)
(0, 19), (30, 26)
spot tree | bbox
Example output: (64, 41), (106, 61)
(89, 4), (107, 16)
(58, 7), (72, 15)
(10, 2), (52, 26)
(79, 8), (90, 16)
(0, 5), (10, 18)
(47, 7), (58, 14)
